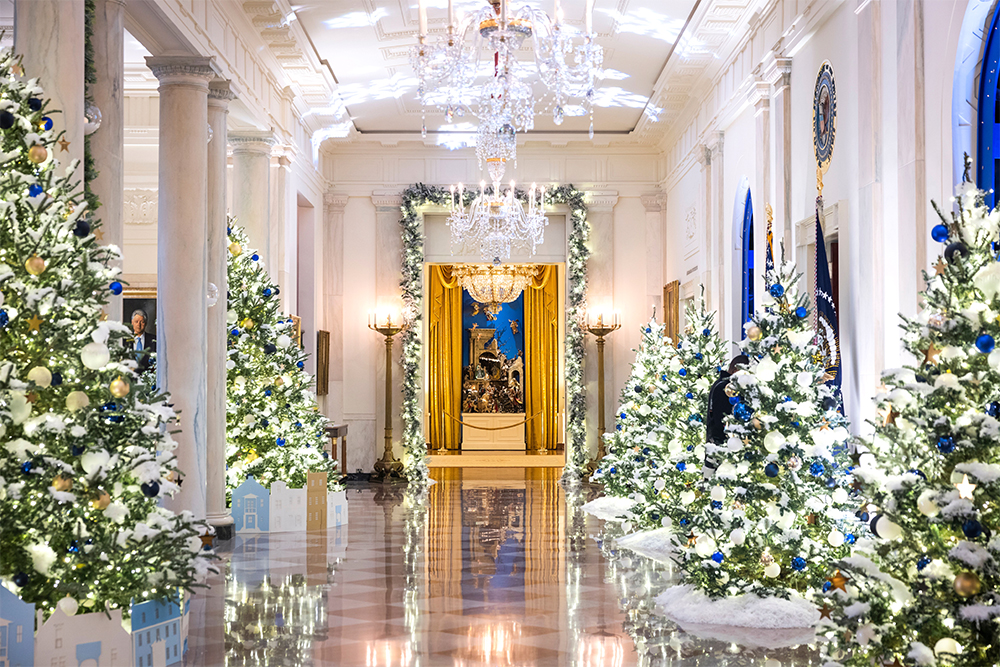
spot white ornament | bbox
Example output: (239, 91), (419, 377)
(57, 596), (79, 616)
(828, 529), (845, 547)
(874, 515), (903, 540)
(917, 489), (940, 517)
(694, 536), (717, 558)
(226, 360), (236, 370)
(764, 562), (781, 578)
(933, 638), (962, 657)
(989, 348), (1000, 371)
(796, 371), (813, 388)
(27, 366), (52, 388)
(787, 329), (814, 348)
(715, 461), (737, 479)
(974, 260), (1000, 301)
(680, 490), (696, 506)
(710, 485), (725, 501)
(80, 342), (110, 369)
(777, 512), (795, 530)
(755, 355), (778, 382)
(730, 529), (746, 546)
(763, 431), (786, 453)
(226, 310), (238, 325)
(65, 391), (90, 411)
(832, 487), (849, 504)
(276, 334), (291, 349)
(9, 392), (30, 424)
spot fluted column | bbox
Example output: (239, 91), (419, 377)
(90, 0), (126, 322)
(230, 131), (274, 258)
(14, 0), (85, 168)
(763, 54), (793, 251)
(206, 80), (235, 539)
(146, 56), (215, 519)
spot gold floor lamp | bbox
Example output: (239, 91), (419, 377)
(369, 311), (407, 481)
(584, 310), (621, 476)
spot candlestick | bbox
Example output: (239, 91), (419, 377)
(418, 0), (428, 36)
(585, 0), (594, 34)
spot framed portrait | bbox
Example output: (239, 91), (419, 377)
(123, 286), (157, 337)
(813, 61), (837, 172)
(289, 314), (303, 349)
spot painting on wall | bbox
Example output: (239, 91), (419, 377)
(461, 290), (525, 414)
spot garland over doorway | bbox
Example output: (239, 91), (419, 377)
(398, 184), (591, 483)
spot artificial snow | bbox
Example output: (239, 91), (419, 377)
(655, 584), (821, 632)
(955, 461), (1000, 484)
(950, 540), (992, 568)
(581, 495), (636, 522)
(615, 528), (675, 564)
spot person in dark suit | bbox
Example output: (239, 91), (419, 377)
(706, 354), (750, 445)
(128, 308), (156, 374)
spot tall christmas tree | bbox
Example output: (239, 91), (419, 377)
(225, 224), (340, 497)
(672, 261), (855, 600)
(819, 176), (1000, 666)
(0, 50), (214, 616)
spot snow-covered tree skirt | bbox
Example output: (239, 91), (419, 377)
(581, 496), (635, 522)
(615, 528), (675, 564)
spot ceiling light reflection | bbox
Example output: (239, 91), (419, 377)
(323, 8), (389, 29)
(576, 629), (625, 667)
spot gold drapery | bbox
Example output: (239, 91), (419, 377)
(524, 265), (559, 451)
(428, 265), (463, 450)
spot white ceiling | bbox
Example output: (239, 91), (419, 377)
(290, 0), (698, 137)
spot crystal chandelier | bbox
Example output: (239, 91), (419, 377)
(448, 179), (548, 265)
(412, 0), (603, 139)
(453, 263), (539, 314)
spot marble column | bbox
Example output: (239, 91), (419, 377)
(90, 0), (126, 322)
(230, 131), (274, 258)
(374, 193), (404, 472)
(585, 193), (617, 459)
(696, 144), (714, 307)
(763, 54), (793, 252)
(14, 0), (85, 168)
(322, 194), (348, 430)
(269, 145), (295, 308)
(146, 56), (215, 519)
(640, 194), (665, 318)
(206, 80), (235, 539)
(751, 78), (770, 303)
(707, 133), (729, 343)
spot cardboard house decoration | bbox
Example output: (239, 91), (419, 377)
(35, 607), (133, 667)
(232, 474), (348, 534)
(131, 593), (189, 667)
(0, 584), (35, 667)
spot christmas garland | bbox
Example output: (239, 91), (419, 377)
(398, 183), (590, 483)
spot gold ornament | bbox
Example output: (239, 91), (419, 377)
(199, 534), (214, 550)
(760, 550), (775, 566)
(954, 572), (982, 597)
(806, 513), (817, 525)
(724, 383), (738, 397)
(57, 137), (70, 152)
(228, 242), (242, 256)
(91, 490), (111, 510)
(660, 490), (669, 500)
(827, 569), (850, 592)
(819, 604), (833, 620)
(51, 475), (73, 492)
(274, 376), (284, 387)
(241, 318), (254, 330)
(28, 145), (47, 164)
(27, 315), (42, 332)
(751, 417), (763, 430)
(245, 450), (259, 464)
(24, 255), (45, 275)
(109, 376), (130, 398)
(747, 325), (762, 341)
(11, 63), (23, 76)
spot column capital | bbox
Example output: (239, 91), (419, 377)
(230, 130), (275, 155)
(145, 56), (216, 87)
(748, 78), (770, 111)
(587, 190), (619, 211)
(706, 131), (724, 159)
(696, 144), (711, 167)
(372, 190), (403, 210)
(325, 192), (349, 213)
(640, 194), (665, 213)
(761, 52), (792, 89)
(208, 79), (237, 107)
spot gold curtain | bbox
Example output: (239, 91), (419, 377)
(524, 265), (559, 451)
(428, 265), (463, 450)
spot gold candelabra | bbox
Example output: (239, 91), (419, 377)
(584, 310), (621, 476)
(369, 311), (408, 481)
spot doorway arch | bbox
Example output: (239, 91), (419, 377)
(732, 176), (754, 339)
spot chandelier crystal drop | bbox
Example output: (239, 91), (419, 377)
(412, 0), (603, 136)
(448, 179), (548, 265)
(453, 263), (539, 312)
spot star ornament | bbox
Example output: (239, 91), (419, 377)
(57, 138), (70, 152)
(27, 314), (42, 331)
(921, 343), (941, 367)
(956, 474), (977, 500)
(819, 604), (833, 620)
(827, 569), (850, 592)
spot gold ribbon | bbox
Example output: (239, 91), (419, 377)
(443, 411), (541, 430)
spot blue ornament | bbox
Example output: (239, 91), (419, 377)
(703, 328), (711, 337)
(908, 469), (927, 480)
(264, 288), (272, 297)
(686, 392), (694, 399)
(711, 552), (724, 564)
(12, 572), (28, 588)
(679, 518), (690, 526)
(976, 333), (996, 354)
(71, 444), (85, 456)
(689, 413), (702, 423)
(264, 343), (277, 354)
(792, 421), (800, 428)
(251, 253), (260, 261)
(264, 389), (272, 397)
(650, 512), (660, 521)
(68, 540), (80, 554)
(711, 500), (722, 510)
(277, 437), (286, 447)
(619, 412), (626, 420)
(845, 534), (856, 544)
(791, 557), (807, 571)
(140, 481), (160, 497)
(679, 368), (688, 377)
(729, 396), (740, 405)
(615, 424), (622, 431)
(635, 385), (643, 393)
(733, 403), (753, 421)
(769, 284), (785, 298)
(109, 281), (123, 295)
(822, 580), (832, 592)
(645, 327), (651, 333)
(227, 226), (232, 235)
(322, 451), (330, 459)
(931, 224), (949, 242)
(676, 462), (686, 471)
(41, 116), (52, 130)
(765, 462), (779, 478)
(28, 183), (42, 197)
(677, 342), (682, 349)
(73, 219), (90, 237)
(642, 447), (650, 455)
(795, 306), (807, 319)
(963, 519), (984, 539)
(989, 402), (1000, 418)
(297, 361), (304, 369)
(635, 456), (645, 463)
(916, 556), (931, 571)
(28, 98), (42, 111)
(695, 352), (703, 360)
(661, 374), (668, 382)
(230, 328), (240, 336)
(809, 461), (825, 476)
(20, 460), (33, 475)
(609, 467), (617, 474)
(687, 445), (694, 451)
(0, 110), (13, 129)
(0, 310), (9, 329)
(937, 436), (955, 454)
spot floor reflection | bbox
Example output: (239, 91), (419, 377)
(185, 469), (824, 666)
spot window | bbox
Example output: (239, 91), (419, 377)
(138, 633), (143, 646)
(54, 624), (63, 649)
(156, 628), (161, 641)
(17, 624), (22, 642)
(979, 5), (1000, 207)
(174, 644), (179, 657)
(740, 189), (755, 336)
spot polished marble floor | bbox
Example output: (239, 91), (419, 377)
(185, 468), (822, 666)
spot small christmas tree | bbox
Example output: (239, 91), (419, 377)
(225, 224), (340, 499)
(672, 261), (855, 601)
(0, 50), (214, 616)
(819, 175), (1000, 666)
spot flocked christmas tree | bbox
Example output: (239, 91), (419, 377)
(0, 50), (214, 617)
(819, 173), (1000, 667)
(595, 294), (727, 531)
(672, 261), (856, 601)
(225, 224), (340, 498)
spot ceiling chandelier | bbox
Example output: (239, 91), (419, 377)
(448, 178), (548, 265)
(412, 0), (603, 141)
(453, 263), (539, 315)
